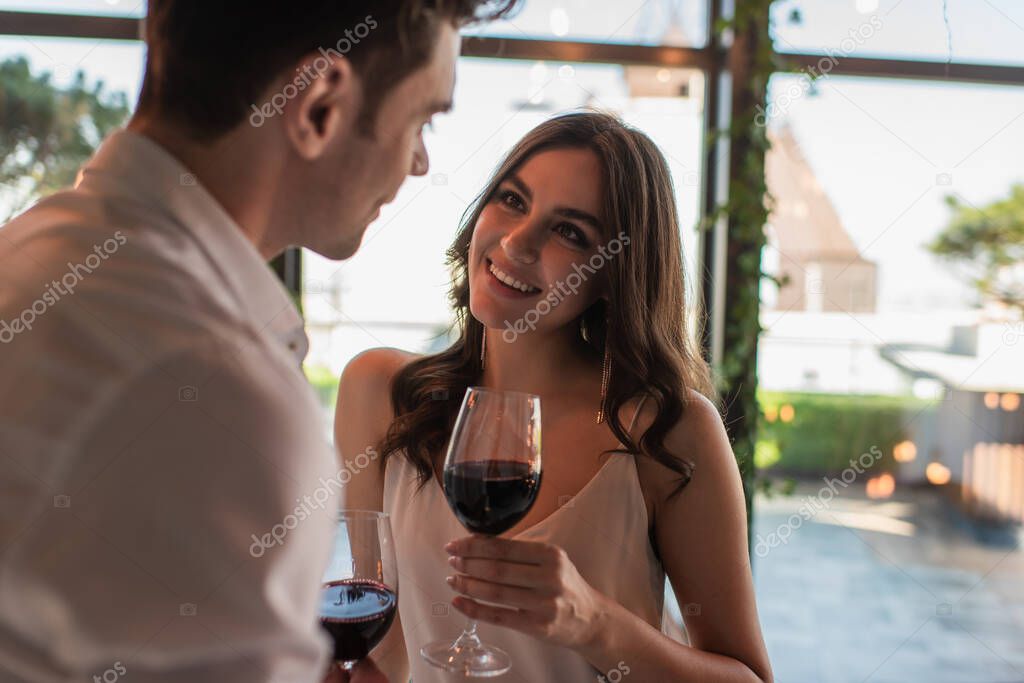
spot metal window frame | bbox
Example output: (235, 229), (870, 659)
(3, 8), (1024, 350)
(5, 11), (1022, 84)
(0, 11), (142, 39)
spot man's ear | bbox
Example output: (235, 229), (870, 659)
(282, 51), (360, 161)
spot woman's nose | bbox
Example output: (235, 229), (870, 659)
(500, 230), (539, 265)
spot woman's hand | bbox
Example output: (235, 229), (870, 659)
(444, 535), (610, 650)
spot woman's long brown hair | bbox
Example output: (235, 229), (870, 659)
(378, 111), (715, 497)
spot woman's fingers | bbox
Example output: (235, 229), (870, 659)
(447, 572), (550, 609)
(447, 554), (550, 588)
(443, 536), (578, 641)
(445, 536), (554, 565)
(450, 595), (542, 632)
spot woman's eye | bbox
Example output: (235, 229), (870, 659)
(498, 189), (525, 211)
(555, 222), (587, 246)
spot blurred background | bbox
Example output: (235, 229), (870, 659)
(1, 1), (1022, 681)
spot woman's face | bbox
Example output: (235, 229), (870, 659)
(468, 147), (610, 340)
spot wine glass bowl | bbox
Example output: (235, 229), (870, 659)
(319, 510), (398, 669)
(420, 387), (542, 677)
(443, 458), (542, 535)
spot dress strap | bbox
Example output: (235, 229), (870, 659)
(622, 395), (663, 565)
(626, 394), (648, 435)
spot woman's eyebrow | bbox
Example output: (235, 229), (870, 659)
(507, 174), (533, 201)
(555, 207), (602, 231)
(505, 174), (603, 231)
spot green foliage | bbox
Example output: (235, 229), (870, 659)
(1, 56), (130, 221)
(304, 364), (340, 410)
(711, 0), (774, 547)
(928, 185), (1024, 314)
(754, 438), (781, 469)
(757, 391), (937, 476)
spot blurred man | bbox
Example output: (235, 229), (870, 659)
(0, 2), (517, 681)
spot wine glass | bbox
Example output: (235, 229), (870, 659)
(420, 386), (543, 677)
(319, 510), (399, 671)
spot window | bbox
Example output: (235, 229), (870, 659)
(772, 0), (1024, 66)
(0, 1), (144, 17)
(0, 36), (143, 96)
(0, 36), (142, 219)
(756, 71), (1024, 682)
(468, 0), (709, 47)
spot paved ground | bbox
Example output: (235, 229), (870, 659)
(750, 482), (1024, 683)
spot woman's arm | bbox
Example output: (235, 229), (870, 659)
(588, 390), (773, 682)
(334, 348), (414, 683)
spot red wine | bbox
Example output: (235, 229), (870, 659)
(443, 460), (542, 535)
(319, 579), (397, 663)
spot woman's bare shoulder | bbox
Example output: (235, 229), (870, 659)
(341, 347), (420, 387)
(633, 389), (733, 500)
(336, 348), (421, 430)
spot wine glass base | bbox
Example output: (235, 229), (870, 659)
(420, 639), (511, 677)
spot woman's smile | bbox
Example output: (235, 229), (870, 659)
(484, 257), (543, 299)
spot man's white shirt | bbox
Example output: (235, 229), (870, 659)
(0, 130), (338, 682)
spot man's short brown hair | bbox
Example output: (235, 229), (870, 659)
(136, 1), (520, 139)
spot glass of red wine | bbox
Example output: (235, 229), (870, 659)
(420, 386), (542, 677)
(319, 510), (398, 671)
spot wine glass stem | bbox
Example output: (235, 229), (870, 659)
(452, 619), (483, 650)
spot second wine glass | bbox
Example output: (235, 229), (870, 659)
(420, 386), (543, 677)
(319, 510), (398, 671)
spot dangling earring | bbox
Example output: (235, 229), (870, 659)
(480, 327), (487, 370)
(596, 344), (611, 424)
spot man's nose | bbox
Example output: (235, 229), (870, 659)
(410, 136), (429, 177)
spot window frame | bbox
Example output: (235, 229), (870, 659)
(3, 2), (1024, 369)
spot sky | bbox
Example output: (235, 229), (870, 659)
(2, 0), (1023, 335)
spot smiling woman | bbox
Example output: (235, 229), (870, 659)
(336, 111), (774, 682)
(383, 112), (714, 488)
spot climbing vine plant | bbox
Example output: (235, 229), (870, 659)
(710, 0), (779, 546)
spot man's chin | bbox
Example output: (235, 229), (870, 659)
(329, 238), (363, 261)
(306, 211), (377, 260)
(308, 231), (365, 261)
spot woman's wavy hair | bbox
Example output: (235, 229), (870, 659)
(379, 110), (716, 497)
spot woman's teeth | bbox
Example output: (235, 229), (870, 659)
(488, 262), (539, 294)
